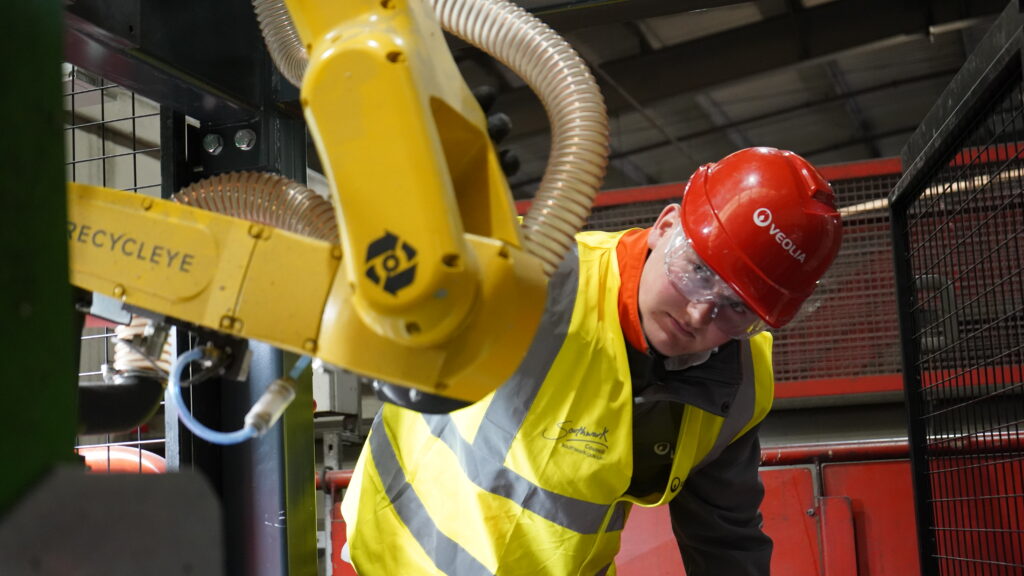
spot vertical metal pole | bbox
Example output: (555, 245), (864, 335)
(224, 344), (287, 574)
(890, 196), (941, 576)
(220, 345), (316, 576)
(216, 59), (314, 576)
(158, 23), (315, 576)
(160, 108), (189, 473)
(1, 0), (78, 513)
(160, 108), (191, 201)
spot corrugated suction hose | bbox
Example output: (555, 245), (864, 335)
(428, 0), (609, 275)
(252, 0), (307, 88)
(172, 171), (339, 243)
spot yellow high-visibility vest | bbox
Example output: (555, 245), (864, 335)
(342, 230), (774, 575)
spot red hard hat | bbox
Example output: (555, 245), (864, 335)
(680, 147), (842, 328)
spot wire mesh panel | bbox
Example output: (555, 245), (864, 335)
(892, 3), (1024, 573)
(581, 170), (901, 388)
(900, 100), (1024, 574)
(65, 63), (167, 473)
(778, 172), (902, 384)
(584, 199), (673, 232)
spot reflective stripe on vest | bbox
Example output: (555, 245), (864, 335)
(422, 413), (627, 533)
(368, 414), (494, 576)
(693, 338), (757, 471)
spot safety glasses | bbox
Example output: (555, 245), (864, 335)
(663, 223), (768, 338)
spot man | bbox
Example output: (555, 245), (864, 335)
(341, 147), (843, 575)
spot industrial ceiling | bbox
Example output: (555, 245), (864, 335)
(454, 0), (1010, 198)
(62, 0), (1013, 199)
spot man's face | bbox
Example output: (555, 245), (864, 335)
(638, 204), (735, 357)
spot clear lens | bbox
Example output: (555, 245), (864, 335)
(663, 223), (767, 338)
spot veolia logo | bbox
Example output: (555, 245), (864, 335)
(753, 208), (773, 227)
(753, 207), (807, 263)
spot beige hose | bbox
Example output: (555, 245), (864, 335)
(252, 0), (608, 276)
(428, 0), (609, 275)
(252, 0), (307, 88)
(172, 171), (339, 243)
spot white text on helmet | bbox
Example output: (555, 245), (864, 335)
(753, 208), (807, 263)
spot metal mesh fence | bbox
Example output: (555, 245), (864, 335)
(65, 64), (166, 472)
(897, 71), (1024, 573)
(582, 171), (901, 387)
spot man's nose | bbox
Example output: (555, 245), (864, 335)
(685, 299), (717, 327)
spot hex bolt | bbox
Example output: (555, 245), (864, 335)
(234, 128), (257, 151)
(202, 133), (223, 155)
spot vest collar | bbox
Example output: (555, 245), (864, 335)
(628, 339), (742, 417)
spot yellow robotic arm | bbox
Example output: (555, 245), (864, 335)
(66, 0), (608, 404)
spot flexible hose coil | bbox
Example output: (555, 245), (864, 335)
(427, 0), (609, 275)
(252, 0), (307, 88)
(172, 171), (339, 243)
(251, 0), (608, 276)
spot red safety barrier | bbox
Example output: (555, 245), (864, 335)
(822, 461), (920, 576)
(315, 469), (353, 490)
(515, 157), (905, 215)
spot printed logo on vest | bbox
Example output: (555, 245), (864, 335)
(543, 420), (610, 461)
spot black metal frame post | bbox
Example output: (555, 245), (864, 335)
(890, 2), (1024, 574)
(890, 191), (942, 576)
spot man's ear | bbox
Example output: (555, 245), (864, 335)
(648, 204), (681, 249)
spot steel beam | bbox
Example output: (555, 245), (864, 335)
(495, 0), (1007, 137)
(532, 0), (749, 32)
(509, 70), (951, 192)
(63, 0), (279, 123)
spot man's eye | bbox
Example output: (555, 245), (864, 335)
(726, 301), (749, 315)
(692, 263), (712, 277)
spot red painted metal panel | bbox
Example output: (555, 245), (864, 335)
(775, 374), (904, 399)
(822, 460), (920, 576)
(329, 497), (358, 576)
(514, 156), (905, 215)
(517, 149), (1024, 215)
(762, 440), (909, 467)
(515, 183), (686, 215)
(817, 158), (903, 181)
(774, 365), (1024, 400)
(950, 142), (1024, 168)
(820, 496), (858, 576)
(762, 467), (822, 576)
(617, 468), (821, 575)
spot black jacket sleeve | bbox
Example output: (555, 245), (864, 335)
(668, 425), (772, 576)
